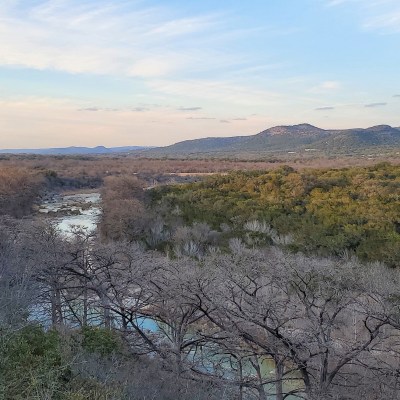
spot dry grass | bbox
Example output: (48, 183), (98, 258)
(0, 154), (398, 180)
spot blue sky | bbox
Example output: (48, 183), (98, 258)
(0, 0), (399, 148)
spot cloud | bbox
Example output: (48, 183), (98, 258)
(78, 106), (152, 112)
(394, 94), (400, 98)
(310, 81), (341, 93)
(364, 102), (387, 107)
(78, 107), (99, 112)
(327, 0), (400, 34)
(232, 117), (247, 120)
(150, 78), (284, 107)
(363, 10), (400, 34)
(78, 107), (120, 112)
(177, 107), (203, 112)
(0, 1), (234, 78)
(0, 0), (278, 85)
(186, 117), (216, 120)
(327, 0), (350, 6)
(2, 96), (268, 148)
(320, 81), (340, 90)
(315, 106), (335, 111)
(220, 119), (230, 123)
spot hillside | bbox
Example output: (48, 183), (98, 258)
(229, 123), (329, 152)
(311, 125), (400, 153)
(146, 124), (400, 157)
(154, 136), (247, 153)
(3, 124), (399, 157)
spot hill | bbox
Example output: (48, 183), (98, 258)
(146, 124), (400, 157)
(153, 136), (247, 154)
(3, 124), (399, 158)
(312, 125), (400, 152)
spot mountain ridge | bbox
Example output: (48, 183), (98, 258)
(145, 123), (400, 156)
(2, 124), (399, 157)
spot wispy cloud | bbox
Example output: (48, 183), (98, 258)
(186, 117), (216, 120)
(0, 96), (275, 148)
(178, 107), (203, 112)
(78, 106), (149, 112)
(320, 81), (340, 90)
(0, 1), (238, 77)
(365, 102), (387, 107)
(394, 94), (400, 98)
(187, 116), (248, 122)
(310, 81), (341, 93)
(327, 0), (351, 6)
(327, 0), (400, 33)
(315, 106), (335, 110)
(149, 78), (284, 107)
(78, 107), (100, 112)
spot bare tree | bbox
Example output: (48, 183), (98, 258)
(24, 221), (72, 328)
(0, 218), (37, 329)
(12, 216), (400, 399)
(196, 248), (400, 399)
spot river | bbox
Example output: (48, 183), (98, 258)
(38, 192), (101, 235)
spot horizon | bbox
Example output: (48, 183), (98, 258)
(1, 122), (398, 151)
(1, 0), (399, 148)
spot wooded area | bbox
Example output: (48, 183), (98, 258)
(151, 163), (400, 266)
(1, 159), (400, 399)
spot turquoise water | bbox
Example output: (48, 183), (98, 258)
(136, 316), (158, 331)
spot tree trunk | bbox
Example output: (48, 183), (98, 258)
(238, 359), (244, 400)
(99, 292), (111, 329)
(257, 386), (268, 400)
(252, 356), (268, 400)
(51, 286), (63, 328)
(274, 359), (284, 400)
(82, 285), (88, 327)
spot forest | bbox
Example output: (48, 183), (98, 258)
(150, 163), (400, 266)
(1, 157), (400, 400)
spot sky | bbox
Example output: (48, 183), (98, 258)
(0, 0), (399, 148)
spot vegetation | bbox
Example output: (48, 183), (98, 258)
(1, 159), (400, 399)
(2, 218), (400, 399)
(0, 167), (43, 217)
(1, 153), (399, 186)
(152, 163), (400, 266)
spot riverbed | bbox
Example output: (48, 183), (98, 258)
(38, 192), (101, 235)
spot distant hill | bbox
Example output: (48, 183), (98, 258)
(0, 145), (153, 155)
(228, 123), (329, 152)
(3, 124), (399, 157)
(146, 124), (400, 157)
(153, 136), (247, 154)
(311, 125), (400, 152)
